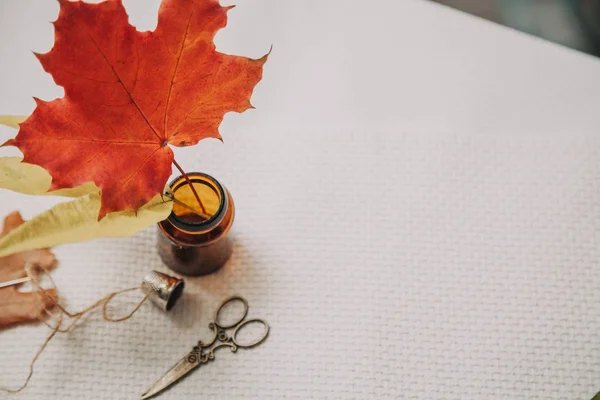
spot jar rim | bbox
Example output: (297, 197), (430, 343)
(166, 172), (227, 233)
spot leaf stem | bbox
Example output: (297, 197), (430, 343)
(164, 189), (212, 220)
(172, 159), (207, 214)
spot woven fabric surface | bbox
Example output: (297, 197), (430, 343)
(1, 1), (600, 399)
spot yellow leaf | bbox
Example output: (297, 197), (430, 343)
(0, 193), (172, 257)
(0, 115), (27, 129)
(0, 157), (98, 197)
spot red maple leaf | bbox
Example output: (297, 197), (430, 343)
(4, 0), (267, 219)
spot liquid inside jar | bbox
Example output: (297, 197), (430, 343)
(171, 179), (221, 223)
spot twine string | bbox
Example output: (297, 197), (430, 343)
(0, 264), (150, 394)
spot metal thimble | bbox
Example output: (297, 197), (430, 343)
(141, 271), (185, 312)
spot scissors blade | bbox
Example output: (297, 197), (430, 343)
(141, 357), (200, 399)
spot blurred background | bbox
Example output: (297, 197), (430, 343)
(431, 0), (600, 57)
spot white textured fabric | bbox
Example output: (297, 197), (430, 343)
(1, 0), (600, 399)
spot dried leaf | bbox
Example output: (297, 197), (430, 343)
(0, 211), (57, 329)
(4, 0), (268, 219)
(0, 193), (172, 258)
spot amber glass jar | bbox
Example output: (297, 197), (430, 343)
(157, 173), (234, 276)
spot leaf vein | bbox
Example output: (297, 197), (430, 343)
(27, 137), (157, 145)
(59, 67), (117, 84)
(163, 13), (193, 138)
(83, 29), (163, 142)
(113, 147), (164, 196)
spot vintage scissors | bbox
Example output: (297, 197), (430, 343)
(141, 296), (269, 399)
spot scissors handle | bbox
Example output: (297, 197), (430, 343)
(231, 318), (270, 348)
(206, 296), (270, 349)
(214, 295), (249, 329)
